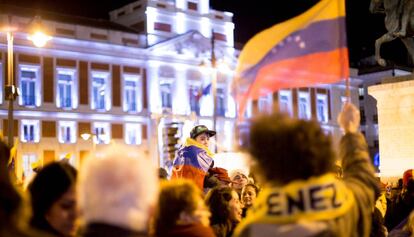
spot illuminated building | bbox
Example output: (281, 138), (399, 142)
(1, 0), (363, 180)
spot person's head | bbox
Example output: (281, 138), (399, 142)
(154, 180), (210, 236)
(209, 167), (232, 187)
(205, 186), (242, 225)
(403, 169), (413, 188)
(241, 183), (260, 208)
(28, 161), (78, 237)
(78, 147), (158, 232)
(229, 170), (249, 193)
(158, 167), (168, 180)
(190, 125), (216, 147)
(248, 113), (335, 185)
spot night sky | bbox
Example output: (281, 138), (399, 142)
(0, 0), (410, 67)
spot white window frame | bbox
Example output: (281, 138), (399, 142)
(160, 79), (173, 109)
(0, 63), (3, 104)
(279, 90), (292, 116)
(188, 80), (202, 115)
(56, 68), (77, 109)
(298, 91), (311, 120)
(124, 123), (142, 145)
(19, 65), (41, 107)
(258, 93), (273, 114)
(20, 120), (40, 143)
(22, 153), (37, 179)
(216, 86), (226, 117)
(58, 121), (76, 144)
(91, 71), (110, 111)
(316, 94), (329, 123)
(243, 99), (252, 118)
(358, 86), (364, 97)
(123, 74), (142, 113)
(93, 122), (110, 144)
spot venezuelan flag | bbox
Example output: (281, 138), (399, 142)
(233, 0), (348, 117)
(171, 138), (214, 189)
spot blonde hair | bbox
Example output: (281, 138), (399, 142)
(78, 144), (158, 232)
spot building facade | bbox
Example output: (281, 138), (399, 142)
(1, 0), (361, 181)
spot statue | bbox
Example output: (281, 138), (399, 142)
(370, 0), (414, 66)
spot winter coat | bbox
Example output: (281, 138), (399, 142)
(232, 132), (380, 237)
(80, 222), (149, 237)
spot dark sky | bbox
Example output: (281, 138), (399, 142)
(0, 0), (409, 67)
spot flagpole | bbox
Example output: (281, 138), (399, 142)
(211, 30), (217, 153)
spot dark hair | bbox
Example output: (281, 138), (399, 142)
(249, 113), (335, 185)
(205, 186), (237, 225)
(28, 161), (77, 235)
(154, 180), (202, 237)
(242, 183), (260, 196)
(0, 141), (24, 228)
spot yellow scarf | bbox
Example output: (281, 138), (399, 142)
(183, 138), (215, 157)
(234, 174), (355, 235)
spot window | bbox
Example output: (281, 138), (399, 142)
(58, 121), (76, 144)
(22, 154), (37, 179)
(124, 75), (142, 113)
(187, 1), (198, 10)
(160, 81), (172, 109)
(125, 123), (142, 145)
(243, 100), (252, 118)
(298, 92), (310, 120)
(57, 68), (76, 109)
(154, 22), (171, 32)
(189, 84), (201, 115)
(359, 86), (364, 100)
(91, 72), (109, 111)
(316, 94), (328, 123)
(258, 94), (272, 114)
(279, 90), (292, 116)
(93, 122), (110, 144)
(216, 87), (226, 116)
(0, 63), (3, 104)
(19, 65), (40, 107)
(21, 120), (39, 143)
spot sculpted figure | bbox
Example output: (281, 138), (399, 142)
(370, 0), (414, 66)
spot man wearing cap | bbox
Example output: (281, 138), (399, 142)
(171, 125), (216, 190)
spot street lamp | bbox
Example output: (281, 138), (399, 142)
(211, 30), (218, 152)
(2, 15), (51, 146)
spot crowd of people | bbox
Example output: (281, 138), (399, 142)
(1, 102), (414, 237)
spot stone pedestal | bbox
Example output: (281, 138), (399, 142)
(369, 78), (414, 183)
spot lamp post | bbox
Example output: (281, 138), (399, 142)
(211, 30), (218, 152)
(2, 15), (51, 146)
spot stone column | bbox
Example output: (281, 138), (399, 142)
(369, 78), (414, 182)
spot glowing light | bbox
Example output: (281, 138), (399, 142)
(28, 31), (52, 48)
(213, 152), (251, 175)
(81, 133), (91, 141)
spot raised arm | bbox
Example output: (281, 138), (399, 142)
(337, 103), (380, 199)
